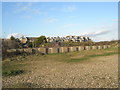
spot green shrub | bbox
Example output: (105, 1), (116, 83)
(34, 36), (47, 47)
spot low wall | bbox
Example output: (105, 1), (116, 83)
(91, 46), (97, 50)
(60, 47), (68, 53)
(23, 48), (32, 54)
(48, 48), (58, 53)
(38, 48), (46, 54)
(69, 47), (76, 52)
(97, 46), (102, 49)
(4, 45), (111, 57)
(84, 46), (91, 50)
(102, 45), (107, 49)
(78, 46), (84, 51)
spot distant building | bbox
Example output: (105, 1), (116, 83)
(26, 37), (36, 43)
(19, 35), (91, 44)
(19, 37), (36, 44)
(19, 37), (28, 44)
(46, 36), (91, 43)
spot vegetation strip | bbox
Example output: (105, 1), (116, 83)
(3, 70), (24, 76)
(68, 51), (118, 63)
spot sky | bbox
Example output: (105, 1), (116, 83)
(2, 2), (118, 41)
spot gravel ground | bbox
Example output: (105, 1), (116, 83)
(2, 55), (118, 88)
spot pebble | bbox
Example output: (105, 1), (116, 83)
(2, 55), (118, 88)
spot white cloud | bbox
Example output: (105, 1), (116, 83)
(78, 29), (118, 42)
(112, 19), (120, 22)
(78, 21), (117, 36)
(31, 9), (41, 15)
(14, 2), (32, 13)
(7, 33), (23, 39)
(79, 30), (111, 37)
(14, 2), (42, 15)
(77, 21), (118, 41)
(43, 17), (58, 24)
(63, 5), (76, 12)
(92, 36), (118, 42)
(21, 15), (31, 19)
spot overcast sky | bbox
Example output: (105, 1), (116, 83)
(2, 2), (118, 41)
